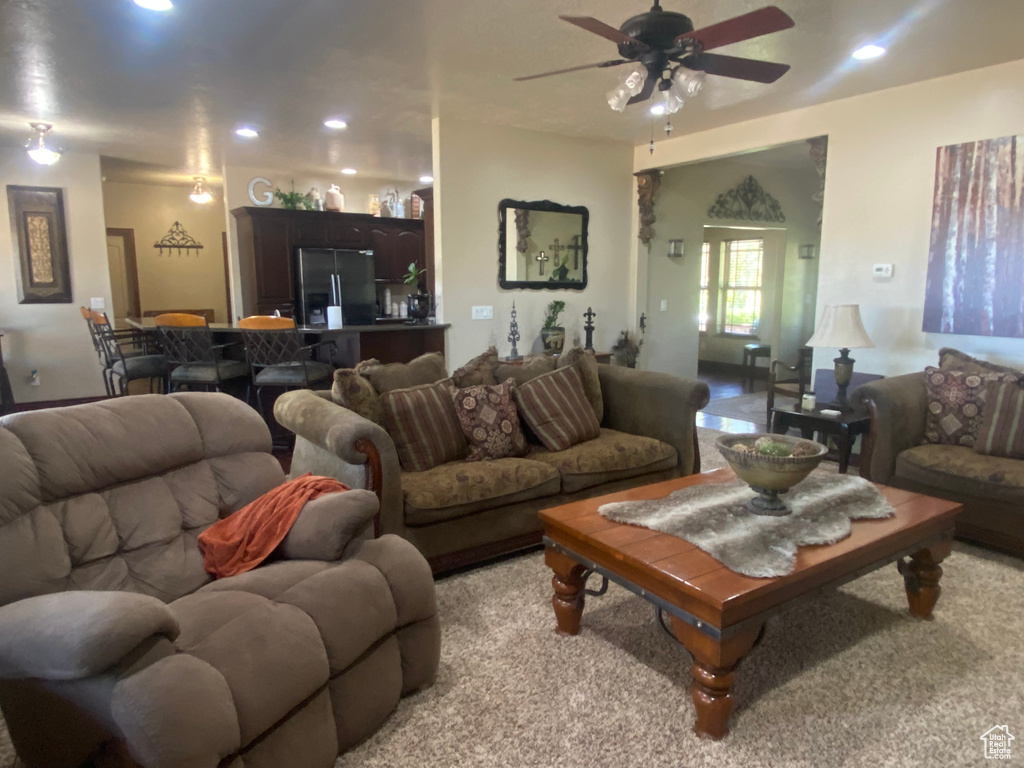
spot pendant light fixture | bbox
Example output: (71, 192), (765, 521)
(189, 177), (213, 204)
(26, 123), (62, 165)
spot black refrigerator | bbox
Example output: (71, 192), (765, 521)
(295, 248), (376, 326)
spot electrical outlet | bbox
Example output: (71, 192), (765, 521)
(471, 305), (493, 320)
(29, 370), (40, 387)
(90, 297), (105, 310)
(660, 299), (667, 312)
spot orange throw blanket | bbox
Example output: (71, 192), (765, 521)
(198, 473), (350, 579)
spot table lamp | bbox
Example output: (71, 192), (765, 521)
(806, 304), (874, 409)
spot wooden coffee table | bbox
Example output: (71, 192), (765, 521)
(539, 469), (961, 739)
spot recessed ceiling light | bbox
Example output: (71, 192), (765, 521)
(341, 168), (357, 175)
(324, 119), (348, 130)
(852, 44), (886, 60)
(649, 104), (666, 116)
(419, 175), (434, 184)
(133, 0), (173, 10)
(235, 126), (259, 138)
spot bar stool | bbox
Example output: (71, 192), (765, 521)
(742, 343), (772, 388)
(238, 315), (335, 418)
(154, 313), (249, 395)
(91, 312), (167, 396)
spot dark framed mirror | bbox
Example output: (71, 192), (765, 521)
(498, 198), (588, 290)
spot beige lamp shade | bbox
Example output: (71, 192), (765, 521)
(806, 304), (874, 349)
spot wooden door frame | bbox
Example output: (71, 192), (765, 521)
(222, 231), (233, 320)
(105, 227), (142, 318)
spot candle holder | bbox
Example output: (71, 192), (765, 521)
(507, 302), (522, 361)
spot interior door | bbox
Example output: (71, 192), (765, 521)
(105, 229), (141, 324)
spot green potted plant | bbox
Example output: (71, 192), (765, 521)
(274, 180), (316, 211)
(404, 262), (431, 323)
(541, 300), (566, 352)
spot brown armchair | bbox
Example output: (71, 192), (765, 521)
(0, 393), (439, 768)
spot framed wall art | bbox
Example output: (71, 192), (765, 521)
(923, 133), (1024, 338)
(6, 185), (72, 304)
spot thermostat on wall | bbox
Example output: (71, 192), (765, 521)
(873, 263), (894, 279)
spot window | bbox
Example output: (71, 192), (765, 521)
(720, 238), (764, 335)
(698, 242), (711, 333)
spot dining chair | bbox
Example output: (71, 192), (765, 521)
(153, 313), (249, 395)
(90, 311), (168, 396)
(238, 315), (335, 418)
(766, 346), (812, 430)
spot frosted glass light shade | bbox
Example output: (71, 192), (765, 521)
(806, 304), (874, 349)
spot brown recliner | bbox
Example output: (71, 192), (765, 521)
(0, 393), (440, 768)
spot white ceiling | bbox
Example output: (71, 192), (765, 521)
(1, 0), (1022, 184)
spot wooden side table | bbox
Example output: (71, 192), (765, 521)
(770, 403), (871, 474)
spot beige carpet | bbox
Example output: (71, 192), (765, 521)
(2, 433), (1020, 768)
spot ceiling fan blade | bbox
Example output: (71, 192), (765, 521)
(675, 6), (794, 51)
(626, 74), (658, 106)
(560, 15), (650, 52)
(514, 59), (626, 82)
(692, 53), (790, 83)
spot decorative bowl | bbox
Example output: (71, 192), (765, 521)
(715, 433), (828, 515)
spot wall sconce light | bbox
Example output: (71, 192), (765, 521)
(668, 239), (684, 258)
(799, 244), (817, 259)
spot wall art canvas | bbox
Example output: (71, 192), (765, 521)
(6, 185), (72, 304)
(923, 133), (1024, 337)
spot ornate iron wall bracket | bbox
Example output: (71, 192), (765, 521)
(154, 221), (204, 255)
(708, 175), (785, 223)
(635, 170), (661, 249)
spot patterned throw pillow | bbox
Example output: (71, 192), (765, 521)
(938, 348), (1018, 376)
(924, 366), (1019, 446)
(974, 380), (1024, 459)
(514, 367), (601, 452)
(382, 379), (467, 472)
(448, 379), (527, 461)
(331, 368), (385, 426)
(360, 352), (448, 394)
(556, 346), (604, 423)
(495, 354), (556, 386)
(452, 346), (499, 388)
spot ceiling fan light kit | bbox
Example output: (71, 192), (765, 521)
(518, 2), (794, 119)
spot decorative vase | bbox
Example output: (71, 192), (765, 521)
(325, 185), (344, 212)
(541, 326), (565, 353)
(368, 194), (381, 217)
(408, 293), (431, 322)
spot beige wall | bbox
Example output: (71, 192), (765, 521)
(0, 151), (111, 402)
(642, 154), (821, 378)
(635, 58), (1024, 376)
(102, 181), (229, 322)
(221, 165), (421, 316)
(434, 118), (634, 370)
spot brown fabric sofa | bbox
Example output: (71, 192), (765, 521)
(857, 351), (1024, 556)
(0, 393), (440, 768)
(275, 363), (710, 572)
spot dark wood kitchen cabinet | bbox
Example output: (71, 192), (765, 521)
(231, 207), (425, 317)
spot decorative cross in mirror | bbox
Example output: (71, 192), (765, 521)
(565, 235), (583, 270)
(548, 239), (565, 268)
(535, 250), (548, 276)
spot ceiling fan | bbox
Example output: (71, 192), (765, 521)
(515, 3), (795, 113)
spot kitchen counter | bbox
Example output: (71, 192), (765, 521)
(125, 318), (449, 366)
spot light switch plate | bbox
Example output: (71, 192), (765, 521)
(660, 299), (668, 312)
(90, 297), (106, 310)
(872, 263), (894, 279)
(471, 305), (493, 320)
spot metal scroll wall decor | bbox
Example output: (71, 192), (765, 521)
(635, 169), (661, 249)
(154, 221), (205, 256)
(708, 175), (785, 223)
(514, 209), (531, 254)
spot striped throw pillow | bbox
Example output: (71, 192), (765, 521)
(974, 380), (1024, 459)
(383, 379), (467, 471)
(514, 367), (600, 452)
